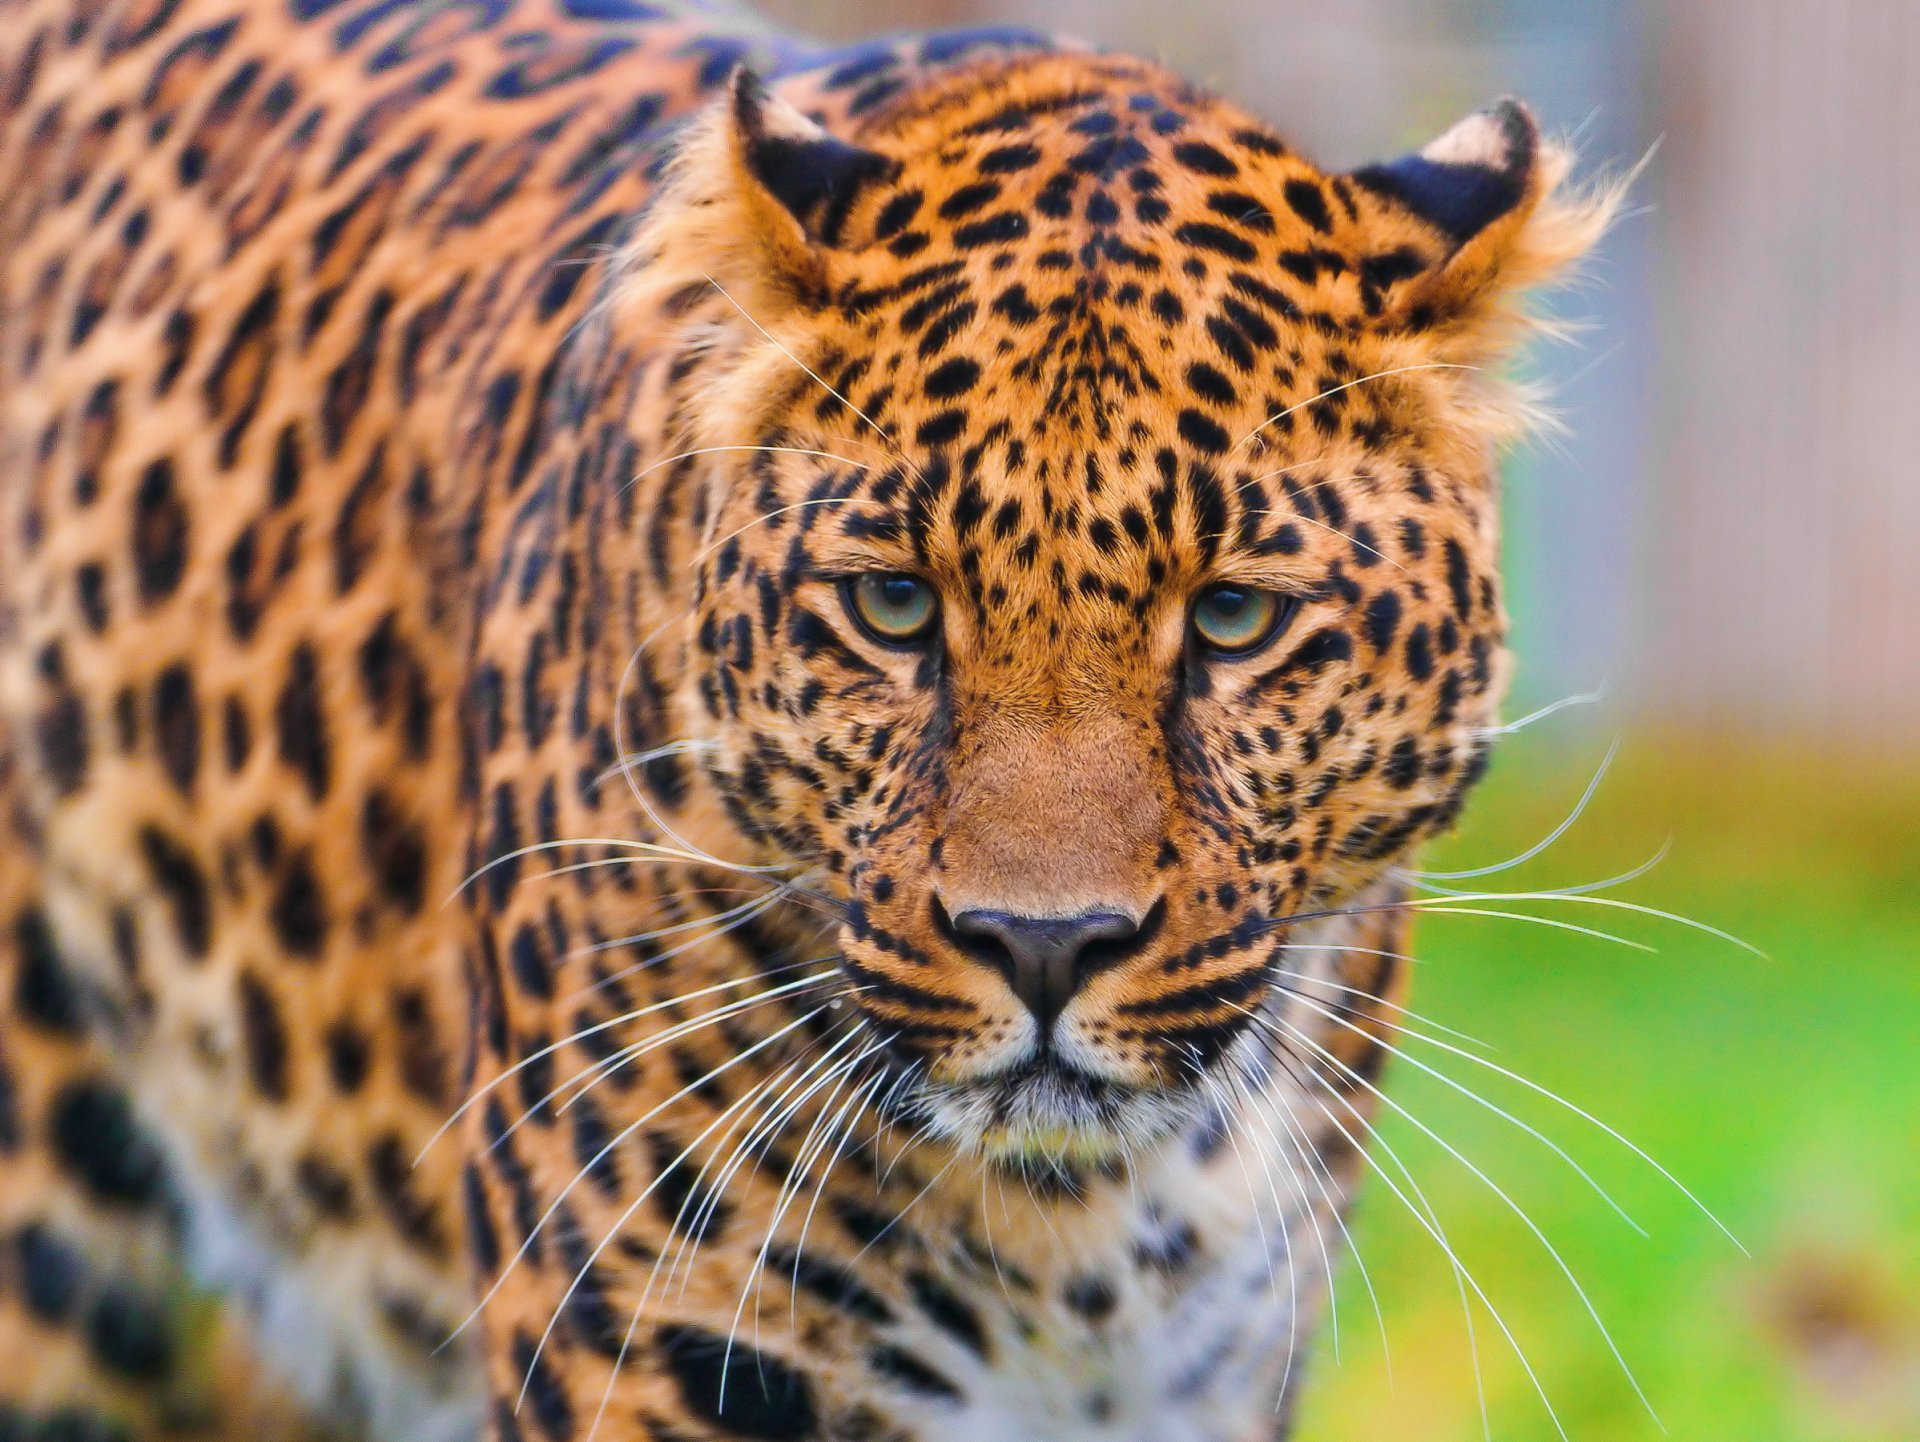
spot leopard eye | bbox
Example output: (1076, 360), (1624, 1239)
(1191, 583), (1291, 657)
(843, 573), (939, 647)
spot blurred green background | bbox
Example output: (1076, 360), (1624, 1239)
(757, 0), (1920, 1435)
(1296, 734), (1920, 1441)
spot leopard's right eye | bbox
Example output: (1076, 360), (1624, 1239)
(1190, 583), (1293, 658)
(842, 573), (940, 648)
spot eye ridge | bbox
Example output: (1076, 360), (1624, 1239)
(842, 572), (940, 648)
(1191, 582), (1296, 658)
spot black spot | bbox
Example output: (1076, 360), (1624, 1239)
(223, 696), (251, 772)
(464, 1164), (499, 1277)
(1384, 736), (1422, 789)
(767, 1245), (894, 1324)
(75, 563), (109, 631)
(549, 1204), (624, 1356)
(658, 1325), (819, 1440)
(48, 1079), (166, 1206)
(645, 1132), (731, 1239)
(916, 409), (967, 448)
(869, 1343), (963, 1399)
(1172, 221), (1255, 262)
(333, 440), (388, 593)
(1184, 361), (1235, 405)
(922, 355), (980, 399)
(17, 1223), (87, 1321)
(131, 459), (188, 602)
(511, 1328), (574, 1441)
(205, 274), (280, 468)
(151, 664), (199, 795)
(1283, 178), (1334, 234)
(361, 790), (427, 914)
(938, 180), (1000, 217)
(325, 1020), (371, 1093)
(296, 1152), (356, 1219)
(978, 142), (1040, 173)
(322, 288), (392, 455)
(390, 988), (447, 1106)
(86, 1281), (174, 1380)
(1172, 140), (1238, 176)
(909, 1271), (989, 1356)
(157, 309), (195, 397)
(138, 826), (210, 959)
(1444, 537), (1474, 617)
(1404, 623), (1434, 682)
(269, 850), (329, 960)
(1176, 409), (1231, 455)
(952, 211), (1028, 247)
(1363, 589), (1402, 653)
(1064, 1274), (1118, 1322)
(237, 970), (289, 1100)
(367, 1133), (444, 1254)
(35, 683), (89, 797)
(568, 1093), (619, 1197)
(270, 422), (303, 506)
(13, 910), (86, 1036)
(872, 187), (922, 237)
(275, 643), (331, 801)
(507, 922), (551, 1000)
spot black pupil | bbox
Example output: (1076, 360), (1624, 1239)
(1208, 587), (1252, 618)
(881, 577), (920, 609)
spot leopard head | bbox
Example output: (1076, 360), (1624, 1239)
(617, 55), (1614, 1162)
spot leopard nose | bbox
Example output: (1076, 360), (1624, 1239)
(947, 907), (1147, 1030)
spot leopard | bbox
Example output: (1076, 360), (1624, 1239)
(0, 2), (1617, 1439)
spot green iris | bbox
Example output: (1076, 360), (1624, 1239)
(1191, 583), (1289, 656)
(844, 573), (939, 646)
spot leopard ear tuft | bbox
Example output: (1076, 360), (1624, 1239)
(1349, 97), (1625, 392)
(728, 68), (898, 252)
(635, 68), (897, 314)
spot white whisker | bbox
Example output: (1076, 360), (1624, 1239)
(1417, 735), (1619, 881)
(1233, 363), (1479, 451)
(512, 1005), (836, 1409)
(417, 964), (838, 1164)
(1248, 1005), (1660, 1429)
(619, 443), (880, 499)
(704, 274), (912, 468)
(1254, 1027), (1564, 1439)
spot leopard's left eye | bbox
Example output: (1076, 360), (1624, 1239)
(1191, 583), (1292, 657)
(843, 573), (940, 647)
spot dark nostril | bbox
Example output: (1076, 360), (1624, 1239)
(942, 903), (1156, 1030)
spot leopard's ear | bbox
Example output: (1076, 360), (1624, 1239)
(647, 68), (897, 313)
(1349, 99), (1618, 356)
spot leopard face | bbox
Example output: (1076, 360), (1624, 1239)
(622, 61), (1603, 1165)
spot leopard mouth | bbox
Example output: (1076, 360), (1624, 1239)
(901, 1053), (1203, 1164)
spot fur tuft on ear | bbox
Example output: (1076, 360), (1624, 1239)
(623, 68), (897, 319)
(1351, 99), (1627, 438)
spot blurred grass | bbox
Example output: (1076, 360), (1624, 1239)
(1292, 731), (1920, 1442)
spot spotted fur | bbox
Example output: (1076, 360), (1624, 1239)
(0, 3), (1613, 1438)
